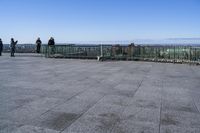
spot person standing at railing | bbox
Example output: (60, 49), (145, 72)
(36, 37), (42, 53)
(48, 37), (55, 46)
(0, 38), (3, 56)
(10, 38), (18, 57)
(48, 37), (55, 55)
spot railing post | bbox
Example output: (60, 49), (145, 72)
(47, 45), (49, 58)
(189, 46), (191, 61)
(101, 44), (103, 57)
(174, 46), (175, 63)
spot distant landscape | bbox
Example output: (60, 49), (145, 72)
(2, 38), (200, 53)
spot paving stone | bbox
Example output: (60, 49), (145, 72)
(160, 125), (200, 133)
(162, 98), (199, 113)
(161, 110), (200, 128)
(65, 98), (126, 133)
(31, 111), (79, 131)
(0, 120), (21, 133)
(122, 106), (160, 124)
(65, 111), (122, 133)
(13, 125), (59, 133)
(111, 120), (159, 133)
(2, 97), (63, 124)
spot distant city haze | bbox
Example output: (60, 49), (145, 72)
(0, 0), (199, 44)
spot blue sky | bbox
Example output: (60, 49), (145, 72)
(0, 0), (200, 44)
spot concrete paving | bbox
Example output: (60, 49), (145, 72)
(0, 53), (200, 133)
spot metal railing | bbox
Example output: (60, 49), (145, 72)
(41, 45), (200, 63)
(3, 44), (36, 53)
(41, 45), (112, 59)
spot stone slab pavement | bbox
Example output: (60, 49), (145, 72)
(0, 53), (200, 133)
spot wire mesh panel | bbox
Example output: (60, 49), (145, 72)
(41, 45), (200, 63)
(41, 45), (102, 59)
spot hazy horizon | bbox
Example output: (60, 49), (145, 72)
(2, 38), (200, 45)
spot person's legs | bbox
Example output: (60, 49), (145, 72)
(50, 46), (53, 55)
(36, 45), (39, 53)
(13, 48), (15, 57)
(11, 49), (15, 57)
(52, 46), (55, 54)
(38, 45), (41, 53)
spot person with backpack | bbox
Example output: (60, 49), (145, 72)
(48, 37), (55, 46)
(48, 37), (55, 55)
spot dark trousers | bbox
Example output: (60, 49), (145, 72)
(36, 45), (41, 53)
(0, 48), (2, 56)
(11, 48), (15, 57)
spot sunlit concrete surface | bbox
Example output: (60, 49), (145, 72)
(0, 53), (200, 133)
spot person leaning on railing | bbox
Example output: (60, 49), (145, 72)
(0, 38), (3, 56)
(48, 37), (55, 55)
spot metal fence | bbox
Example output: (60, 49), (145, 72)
(41, 45), (112, 59)
(41, 45), (200, 63)
(3, 44), (36, 53)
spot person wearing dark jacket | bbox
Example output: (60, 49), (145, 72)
(10, 38), (18, 57)
(0, 39), (3, 56)
(48, 37), (55, 54)
(36, 38), (42, 53)
(48, 37), (55, 46)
